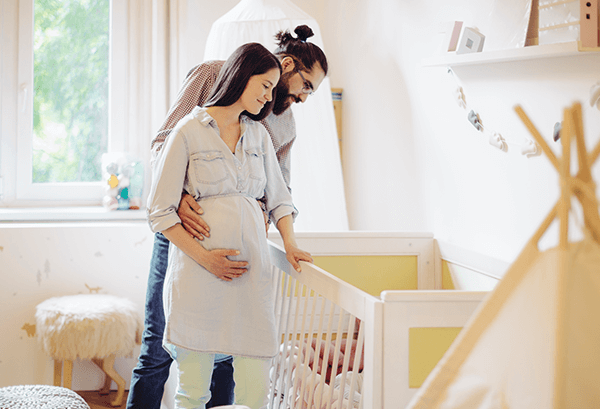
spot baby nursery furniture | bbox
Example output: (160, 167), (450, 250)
(35, 294), (142, 407)
(266, 232), (490, 409)
(406, 102), (600, 409)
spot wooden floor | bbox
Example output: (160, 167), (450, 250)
(77, 390), (129, 409)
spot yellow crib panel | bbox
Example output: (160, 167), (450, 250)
(312, 255), (418, 296)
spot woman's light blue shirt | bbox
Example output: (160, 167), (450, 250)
(146, 106), (295, 358)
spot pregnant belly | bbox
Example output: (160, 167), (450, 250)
(196, 195), (265, 262)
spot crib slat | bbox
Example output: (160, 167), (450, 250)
(349, 322), (365, 409)
(306, 295), (329, 408)
(272, 266), (284, 333)
(325, 308), (347, 409)
(278, 275), (298, 409)
(297, 292), (320, 408)
(314, 301), (337, 409)
(288, 283), (312, 409)
(270, 270), (290, 409)
(269, 267), (282, 409)
(336, 314), (357, 408)
(282, 280), (305, 408)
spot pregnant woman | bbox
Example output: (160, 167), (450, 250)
(146, 42), (312, 409)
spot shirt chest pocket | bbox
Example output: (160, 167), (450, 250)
(245, 147), (266, 183)
(191, 150), (228, 185)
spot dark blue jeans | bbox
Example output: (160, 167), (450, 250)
(127, 232), (234, 409)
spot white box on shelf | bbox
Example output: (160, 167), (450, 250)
(456, 27), (485, 54)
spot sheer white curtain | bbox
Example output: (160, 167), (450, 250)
(113, 0), (186, 200)
(114, 4), (184, 404)
(204, 0), (349, 232)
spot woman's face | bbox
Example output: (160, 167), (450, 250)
(240, 68), (281, 115)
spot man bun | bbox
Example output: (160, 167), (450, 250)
(294, 25), (314, 42)
(273, 25), (328, 75)
(275, 25), (314, 46)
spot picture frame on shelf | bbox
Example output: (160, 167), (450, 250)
(456, 27), (486, 54)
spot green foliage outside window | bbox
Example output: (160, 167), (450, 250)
(33, 0), (109, 183)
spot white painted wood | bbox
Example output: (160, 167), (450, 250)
(381, 291), (488, 408)
(362, 296), (383, 409)
(269, 240), (377, 320)
(446, 264), (500, 291)
(268, 232), (437, 291)
(436, 239), (510, 280)
(267, 238), (490, 409)
(422, 41), (600, 67)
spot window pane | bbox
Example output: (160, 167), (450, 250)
(33, 0), (109, 183)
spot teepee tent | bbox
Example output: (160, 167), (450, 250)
(203, 0), (349, 232)
(407, 102), (600, 409)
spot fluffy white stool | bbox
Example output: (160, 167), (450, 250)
(0, 384), (90, 409)
(35, 294), (142, 407)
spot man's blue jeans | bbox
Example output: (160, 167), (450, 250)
(127, 232), (234, 409)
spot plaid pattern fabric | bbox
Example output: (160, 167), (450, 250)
(151, 60), (295, 189)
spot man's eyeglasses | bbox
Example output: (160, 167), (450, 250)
(297, 70), (314, 96)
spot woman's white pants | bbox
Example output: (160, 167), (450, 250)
(168, 344), (270, 409)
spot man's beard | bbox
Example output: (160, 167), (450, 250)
(272, 72), (301, 116)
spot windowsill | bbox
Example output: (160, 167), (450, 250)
(0, 206), (147, 223)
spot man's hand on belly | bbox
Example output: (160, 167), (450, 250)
(178, 193), (210, 240)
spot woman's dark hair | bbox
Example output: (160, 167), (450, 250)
(205, 42), (282, 121)
(273, 25), (328, 75)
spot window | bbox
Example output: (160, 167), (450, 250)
(1, 0), (131, 206)
(32, 0), (109, 185)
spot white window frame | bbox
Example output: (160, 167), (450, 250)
(3, 0), (133, 207)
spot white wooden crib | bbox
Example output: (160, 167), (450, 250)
(266, 232), (491, 409)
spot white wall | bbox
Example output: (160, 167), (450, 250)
(0, 223), (154, 389)
(310, 0), (600, 263)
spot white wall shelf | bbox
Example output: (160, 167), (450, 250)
(423, 41), (600, 68)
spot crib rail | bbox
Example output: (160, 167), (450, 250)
(268, 241), (381, 409)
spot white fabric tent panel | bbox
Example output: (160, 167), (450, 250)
(439, 249), (558, 409)
(203, 0), (349, 231)
(414, 238), (600, 409)
(563, 239), (600, 407)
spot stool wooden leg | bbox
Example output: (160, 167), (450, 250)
(100, 354), (126, 407)
(63, 360), (73, 389)
(92, 358), (112, 395)
(53, 360), (62, 386)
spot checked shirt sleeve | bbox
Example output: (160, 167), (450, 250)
(150, 60), (224, 163)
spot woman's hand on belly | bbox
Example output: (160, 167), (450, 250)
(201, 248), (249, 281)
(162, 223), (248, 281)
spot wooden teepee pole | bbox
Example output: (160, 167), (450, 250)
(558, 106), (572, 250)
(553, 104), (573, 409)
(570, 103), (600, 245)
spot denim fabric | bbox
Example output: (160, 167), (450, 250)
(127, 233), (234, 409)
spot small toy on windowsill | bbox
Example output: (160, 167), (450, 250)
(101, 152), (144, 210)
